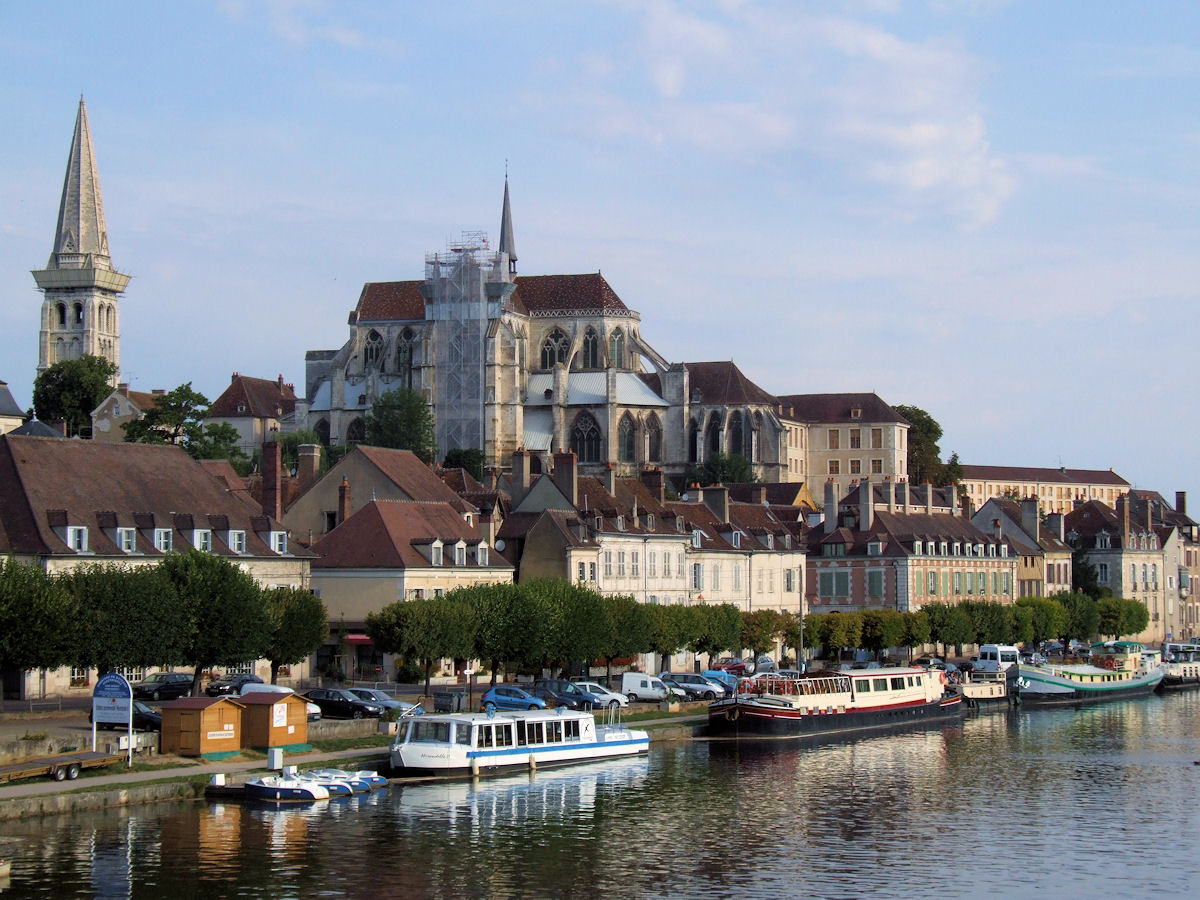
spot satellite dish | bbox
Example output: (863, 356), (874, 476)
(494, 539), (506, 551)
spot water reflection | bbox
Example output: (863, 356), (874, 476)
(3, 695), (1200, 897)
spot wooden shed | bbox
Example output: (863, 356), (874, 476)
(160, 697), (244, 759)
(237, 692), (310, 752)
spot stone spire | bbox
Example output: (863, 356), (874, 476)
(498, 175), (517, 275)
(32, 98), (129, 381)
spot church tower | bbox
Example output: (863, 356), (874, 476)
(32, 98), (129, 383)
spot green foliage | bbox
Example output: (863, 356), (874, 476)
(689, 603), (742, 664)
(443, 448), (487, 482)
(959, 600), (1013, 646)
(1014, 596), (1069, 645)
(365, 388), (436, 462)
(1069, 542), (1103, 599)
(159, 550), (271, 695)
(740, 609), (785, 656)
(123, 382), (250, 472)
(468, 582), (549, 681)
(60, 563), (189, 673)
(276, 429), (325, 474)
(1009, 603), (1035, 646)
(645, 604), (690, 670)
(900, 610), (931, 655)
(1054, 590), (1100, 644)
(805, 612), (864, 661)
(32, 354), (117, 437)
(860, 609), (905, 656)
(0, 557), (79, 671)
(780, 612), (804, 664)
(893, 404), (945, 486)
(263, 587), (329, 683)
(1096, 596), (1149, 639)
(923, 602), (973, 652)
(684, 452), (758, 488)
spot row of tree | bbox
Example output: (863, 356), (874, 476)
(0, 553), (328, 696)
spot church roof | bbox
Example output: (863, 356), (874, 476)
(52, 98), (111, 262)
(209, 374), (297, 419)
(499, 177), (517, 264)
(525, 372), (668, 408)
(685, 361), (777, 406)
(355, 281), (425, 322)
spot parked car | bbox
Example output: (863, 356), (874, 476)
(302, 688), (385, 719)
(751, 655), (777, 674)
(658, 673), (703, 700)
(913, 657), (946, 670)
(89, 700), (162, 731)
(205, 673), (263, 696)
(710, 657), (749, 676)
(531, 678), (604, 709)
(620, 672), (670, 702)
(480, 685), (546, 712)
(660, 672), (726, 700)
(241, 682), (322, 721)
(347, 687), (424, 717)
(569, 679), (629, 708)
(132, 672), (193, 701)
(701, 670), (739, 693)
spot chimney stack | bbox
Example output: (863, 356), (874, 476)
(886, 477), (896, 513)
(924, 482), (933, 515)
(1177, 491), (1187, 516)
(860, 476), (874, 532)
(337, 477), (352, 525)
(479, 504), (497, 547)
(993, 518), (1003, 541)
(511, 449), (532, 507)
(603, 461), (616, 496)
(702, 485), (731, 524)
(949, 483), (958, 517)
(640, 467), (665, 504)
(1021, 497), (1039, 540)
(297, 444), (321, 493)
(262, 441), (282, 521)
(117, 383), (129, 397)
(553, 449), (578, 506)
(1117, 494), (1129, 541)
(1046, 512), (1065, 542)
(823, 479), (838, 534)
(900, 479), (909, 514)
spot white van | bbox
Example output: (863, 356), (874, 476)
(976, 644), (1020, 673)
(620, 672), (669, 702)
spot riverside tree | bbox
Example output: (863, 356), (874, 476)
(598, 595), (652, 686)
(689, 603), (742, 669)
(263, 586), (330, 684)
(525, 579), (607, 676)
(741, 609), (785, 661)
(860, 609), (905, 660)
(0, 557), (79, 674)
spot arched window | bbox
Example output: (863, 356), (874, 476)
(57, 303), (67, 328)
(618, 414), (636, 463)
(54, 337), (65, 362)
(540, 329), (570, 369)
(396, 326), (416, 388)
(581, 329), (600, 369)
(647, 415), (662, 463)
(314, 419), (331, 446)
(73, 303), (84, 325)
(706, 414), (722, 457)
(688, 419), (700, 463)
(729, 412), (744, 460)
(346, 418), (366, 444)
(570, 412), (602, 463)
(363, 330), (384, 369)
(750, 412), (763, 462)
(608, 329), (625, 369)
(107, 305), (115, 332)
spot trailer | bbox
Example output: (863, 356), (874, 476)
(0, 751), (124, 784)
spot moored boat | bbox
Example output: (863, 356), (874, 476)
(951, 671), (1012, 708)
(243, 775), (331, 802)
(705, 667), (963, 740)
(1160, 642), (1200, 690)
(1015, 640), (1164, 706)
(305, 767), (387, 790)
(390, 707), (649, 777)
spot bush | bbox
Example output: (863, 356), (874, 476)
(394, 660), (422, 684)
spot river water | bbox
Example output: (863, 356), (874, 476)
(3, 691), (1200, 899)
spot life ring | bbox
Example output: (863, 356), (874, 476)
(725, 707), (740, 722)
(1103, 658), (1114, 670)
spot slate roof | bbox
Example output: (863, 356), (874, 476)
(776, 392), (908, 425)
(960, 464), (1129, 487)
(311, 500), (509, 570)
(0, 435), (307, 559)
(9, 420), (62, 438)
(209, 374), (297, 418)
(812, 509), (1003, 557)
(684, 361), (777, 406)
(0, 381), (24, 418)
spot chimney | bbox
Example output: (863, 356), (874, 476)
(753, 485), (768, 505)
(886, 476), (896, 513)
(53, 419), (67, 436)
(479, 504), (497, 547)
(1145, 497), (1153, 532)
(511, 449), (532, 507)
(151, 389), (165, 396)
(1046, 513), (1065, 542)
(1021, 497), (1039, 540)
(603, 461), (616, 496)
(262, 441), (282, 521)
(117, 383), (129, 397)
(277, 374), (285, 390)
(900, 479), (909, 514)
(297, 444), (321, 493)
(1177, 491), (1187, 516)
(949, 483), (958, 517)
(860, 475), (874, 532)
(924, 482), (933, 515)
(553, 449), (578, 506)
(338, 477), (352, 525)
(702, 485), (731, 524)
(823, 479), (838, 534)
(640, 467), (665, 504)
(1117, 494), (1129, 541)
(993, 518), (1003, 540)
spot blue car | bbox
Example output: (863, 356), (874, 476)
(702, 670), (739, 693)
(480, 685), (547, 712)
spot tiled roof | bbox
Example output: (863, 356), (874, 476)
(312, 500), (508, 570)
(776, 392), (908, 425)
(357, 446), (477, 514)
(685, 361), (776, 406)
(0, 434), (305, 559)
(355, 281), (426, 322)
(209, 375), (297, 419)
(440, 468), (486, 493)
(960, 464), (1129, 486)
(512, 273), (630, 316)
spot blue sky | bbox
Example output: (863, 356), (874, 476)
(2, 1), (1198, 505)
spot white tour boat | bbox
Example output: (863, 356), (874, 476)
(390, 707), (649, 777)
(1161, 642), (1200, 690)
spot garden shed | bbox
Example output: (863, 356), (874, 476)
(238, 692), (310, 752)
(160, 697), (244, 760)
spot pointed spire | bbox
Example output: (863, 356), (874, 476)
(499, 174), (517, 275)
(51, 97), (112, 265)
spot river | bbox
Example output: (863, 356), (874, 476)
(3, 691), (1200, 898)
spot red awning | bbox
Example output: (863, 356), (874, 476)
(345, 633), (373, 644)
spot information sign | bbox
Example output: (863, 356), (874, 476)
(92, 673), (133, 724)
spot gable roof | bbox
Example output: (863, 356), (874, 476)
(355, 446), (476, 514)
(775, 392), (908, 426)
(209, 374), (297, 419)
(0, 381), (24, 418)
(685, 361), (777, 406)
(960, 464), (1129, 487)
(9, 420), (63, 438)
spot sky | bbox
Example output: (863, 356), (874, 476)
(2, 1), (1198, 506)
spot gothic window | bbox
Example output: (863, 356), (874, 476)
(618, 414), (636, 463)
(581, 329), (600, 369)
(57, 303), (67, 327)
(396, 326), (416, 388)
(706, 414), (722, 457)
(570, 412), (602, 463)
(73, 303), (84, 325)
(688, 419), (700, 463)
(608, 329), (626, 369)
(106, 304), (115, 332)
(364, 330), (384, 370)
(540, 329), (570, 369)
(314, 419), (331, 446)
(346, 418), (366, 444)
(646, 415), (662, 463)
(729, 412), (744, 460)
(751, 413), (763, 463)
(54, 337), (64, 362)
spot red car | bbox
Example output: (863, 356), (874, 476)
(711, 657), (749, 676)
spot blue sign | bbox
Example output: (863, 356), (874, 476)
(94, 672), (133, 699)
(93, 673), (133, 726)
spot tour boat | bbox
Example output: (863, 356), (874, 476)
(705, 667), (963, 739)
(390, 707), (649, 776)
(950, 670), (1012, 708)
(1160, 642), (1200, 690)
(243, 775), (331, 802)
(1015, 640), (1164, 706)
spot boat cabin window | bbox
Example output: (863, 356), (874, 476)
(547, 721), (563, 743)
(410, 721), (452, 743)
(890, 677), (906, 691)
(906, 676), (915, 687)
(526, 721), (544, 745)
(455, 723), (471, 745)
(477, 725), (495, 748)
(858, 680), (871, 692)
(873, 678), (889, 692)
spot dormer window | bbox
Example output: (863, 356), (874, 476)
(940, 541), (948, 556)
(646, 514), (654, 530)
(595, 516), (603, 532)
(676, 516), (685, 532)
(229, 530), (246, 554)
(476, 545), (488, 566)
(731, 532), (741, 549)
(823, 542), (846, 557)
(975, 543), (984, 557)
(431, 543), (443, 566)
(964, 543), (972, 557)
(692, 530), (703, 549)
(988, 543), (995, 557)
(1000, 545), (1008, 557)
(154, 529), (173, 552)
(913, 540), (923, 555)
(455, 544), (466, 567)
(617, 516), (625, 531)
(766, 533), (775, 549)
(953, 542), (961, 556)
(117, 527), (136, 553)
(67, 526), (88, 552)
(850, 408), (862, 419)
(867, 540), (883, 557)
(783, 534), (792, 550)
(194, 529), (212, 552)
(270, 531), (288, 554)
